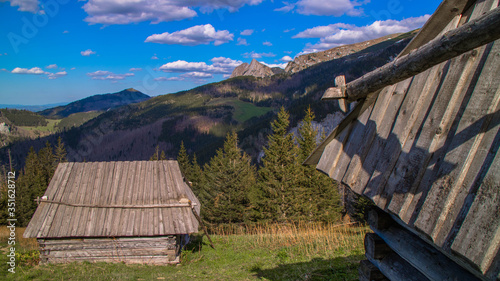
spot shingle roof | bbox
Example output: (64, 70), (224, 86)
(24, 160), (200, 238)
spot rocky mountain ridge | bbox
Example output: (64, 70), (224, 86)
(230, 59), (284, 78)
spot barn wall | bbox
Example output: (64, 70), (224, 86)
(38, 236), (182, 264)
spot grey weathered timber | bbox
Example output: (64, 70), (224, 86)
(24, 160), (201, 264)
(366, 248), (431, 281)
(369, 209), (482, 281)
(308, 0), (500, 280)
(322, 5), (500, 102)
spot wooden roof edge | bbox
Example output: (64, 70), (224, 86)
(308, 0), (500, 166)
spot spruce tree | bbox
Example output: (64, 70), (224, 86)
(177, 141), (190, 178)
(203, 132), (256, 224)
(297, 108), (342, 223)
(253, 107), (301, 222)
(54, 136), (67, 167)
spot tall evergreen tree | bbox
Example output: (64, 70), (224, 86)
(297, 108), (342, 223)
(252, 107), (301, 222)
(177, 141), (190, 178)
(202, 132), (256, 224)
(54, 136), (67, 167)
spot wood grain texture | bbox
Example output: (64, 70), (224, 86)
(24, 160), (200, 238)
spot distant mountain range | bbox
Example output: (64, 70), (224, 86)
(0, 102), (68, 112)
(2, 30), (416, 169)
(39, 88), (150, 118)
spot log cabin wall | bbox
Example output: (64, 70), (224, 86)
(306, 0), (500, 280)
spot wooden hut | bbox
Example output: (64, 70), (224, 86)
(23, 160), (201, 264)
(305, 0), (500, 280)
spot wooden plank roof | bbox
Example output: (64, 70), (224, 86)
(24, 160), (200, 239)
(306, 0), (500, 279)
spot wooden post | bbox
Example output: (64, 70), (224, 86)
(189, 202), (215, 249)
(322, 6), (500, 101)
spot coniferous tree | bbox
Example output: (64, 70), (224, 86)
(54, 136), (67, 167)
(177, 141), (190, 178)
(203, 132), (256, 224)
(297, 108), (342, 222)
(252, 107), (301, 222)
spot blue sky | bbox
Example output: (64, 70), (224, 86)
(0, 0), (440, 105)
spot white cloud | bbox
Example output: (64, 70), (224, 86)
(240, 29), (254, 36)
(11, 67), (45, 75)
(158, 57), (242, 74)
(82, 0), (263, 25)
(87, 70), (134, 80)
(261, 62), (287, 69)
(48, 71), (67, 79)
(242, 51), (276, 59)
(280, 56), (293, 62)
(237, 38), (249, 46)
(2, 0), (41, 13)
(294, 23), (354, 38)
(63, 30), (69, 34)
(145, 24), (233, 46)
(151, 54), (159, 60)
(181, 72), (213, 79)
(46, 64), (58, 69)
(263, 41), (272, 46)
(276, 0), (364, 16)
(129, 67), (143, 72)
(298, 15), (430, 53)
(11, 67), (67, 79)
(81, 49), (96, 56)
(154, 76), (184, 81)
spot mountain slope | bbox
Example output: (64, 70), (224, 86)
(285, 31), (418, 74)
(39, 88), (150, 119)
(2, 32), (415, 169)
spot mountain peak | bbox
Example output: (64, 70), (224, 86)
(230, 60), (283, 79)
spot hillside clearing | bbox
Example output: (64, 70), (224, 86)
(1, 224), (368, 280)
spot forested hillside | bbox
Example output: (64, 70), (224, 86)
(1, 31), (414, 172)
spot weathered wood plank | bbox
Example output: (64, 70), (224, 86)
(370, 211), (481, 281)
(24, 162), (69, 238)
(427, 41), (500, 247)
(38, 162), (75, 238)
(342, 6), (500, 101)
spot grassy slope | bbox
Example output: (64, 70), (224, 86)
(18, 119), (60, 132)
(1, 225), (369, 280)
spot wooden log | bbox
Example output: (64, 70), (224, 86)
(322, 6), (500, 102)
(365, 233), (392, 260)
(372, 220), (482, 281)
(368, 208), (394, 230)
(367, 250), (430, 281)
(359, 260), (389, 281)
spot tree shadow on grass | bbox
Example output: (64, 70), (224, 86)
(251, 254), (364, 281)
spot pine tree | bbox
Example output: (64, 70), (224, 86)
(177, 141), (190, 178)
(297, 108), (342, 223)
(54, 136), (67, 167)
(252, 107), (301, 222)
(202, 132), (256, 224)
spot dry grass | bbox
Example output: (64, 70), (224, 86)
(0, 227), (38, 251)
(211, 222), (370, 259)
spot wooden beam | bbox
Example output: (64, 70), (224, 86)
(324, 6), (500, 102)
(367, 249), (431, 281)
(368, 208), (394, 230)
(370, 213), (482, 281)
